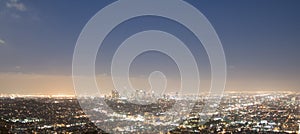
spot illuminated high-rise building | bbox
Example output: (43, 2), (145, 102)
(111, 90), (120, 99)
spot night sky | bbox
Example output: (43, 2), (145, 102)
(0, 0), (299, 95)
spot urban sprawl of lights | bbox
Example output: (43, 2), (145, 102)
(0, 91), (299, 133)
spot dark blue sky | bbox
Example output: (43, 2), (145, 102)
(0, 0), (299, 94)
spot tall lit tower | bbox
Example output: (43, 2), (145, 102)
(298, 121), (300, 134)
(111, 90), (120, 99)
(298, 123), (300, 134)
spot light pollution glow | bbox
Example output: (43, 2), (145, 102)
(0, 72), (298, 95)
